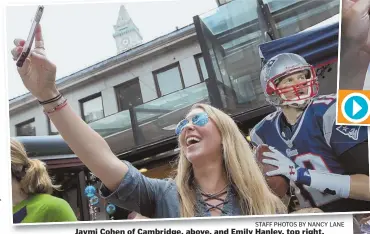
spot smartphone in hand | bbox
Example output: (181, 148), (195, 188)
(16, 5), (44, 68)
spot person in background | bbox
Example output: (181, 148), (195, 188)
(11, 138), (77, 223)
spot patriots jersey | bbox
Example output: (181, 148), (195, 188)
(250, 94), (368, 210)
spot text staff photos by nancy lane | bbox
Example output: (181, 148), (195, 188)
(5, 0), (369, 227)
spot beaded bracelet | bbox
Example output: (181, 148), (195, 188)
(39, 93), (62, 105)
(44, 99), (68, 114)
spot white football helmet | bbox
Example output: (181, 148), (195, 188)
(260, 53), (319, 108)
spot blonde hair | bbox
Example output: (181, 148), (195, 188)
(174, 103), (287, 217)
(11, 138), (61, 195)
(291, 208), (323, 213)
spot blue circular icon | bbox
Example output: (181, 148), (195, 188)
(341, 93), (370, 123)
(344, 96), (368, 120)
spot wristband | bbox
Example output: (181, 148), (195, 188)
(44, 98), (68, 114)
(296, 168), (351, 198)
(309, 170), (351, 198)
(39, 93), (62, 105)
(296, 167), (311, 185)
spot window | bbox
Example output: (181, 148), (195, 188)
(195, 54), (209, 81)
(115, 78), (143, 111)
(79, 93), (104, 124)
(47, 117), (59, 135)
(16, 118), (36, 136)
(153, 63), (185, 97)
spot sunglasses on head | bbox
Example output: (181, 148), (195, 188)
(175, 112), (209, 136)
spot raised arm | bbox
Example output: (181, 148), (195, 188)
(11, 24), (127, 192)
(339, 0), (370, 90)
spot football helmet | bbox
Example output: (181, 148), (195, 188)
(260, 53), (319, 108)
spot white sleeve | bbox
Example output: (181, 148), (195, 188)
(250, 127), (264, 146)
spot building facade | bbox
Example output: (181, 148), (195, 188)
(9, 27), (205, 138)
(113, 5), (143, 54)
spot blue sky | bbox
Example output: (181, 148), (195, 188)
(6, 1), (218, 99)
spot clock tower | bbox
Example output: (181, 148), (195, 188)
(113, 5), (143, 54)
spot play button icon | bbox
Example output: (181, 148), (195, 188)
(342, 93), (370, 123)
(352, 100), (362, 116)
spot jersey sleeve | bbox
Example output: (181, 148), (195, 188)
(331, 125), (368, 156)
(337, 141), (369, 175)
(99, 160), (173, 218)
(315, 95), (368, 156)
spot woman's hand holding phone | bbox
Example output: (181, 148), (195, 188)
(11, 24), (59, 102)
(10, 6), (129, 194)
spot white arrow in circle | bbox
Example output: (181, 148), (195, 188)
(353, 100), (362, 116)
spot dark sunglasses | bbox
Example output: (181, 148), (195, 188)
(175, 112), (209, 136)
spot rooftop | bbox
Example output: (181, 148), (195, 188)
(9, 23), (196, 106)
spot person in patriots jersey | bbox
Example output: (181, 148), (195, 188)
(250, 53), (370, 213)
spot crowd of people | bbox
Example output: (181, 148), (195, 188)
(9, 0), (370, 224)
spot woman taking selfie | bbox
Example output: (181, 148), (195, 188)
(11, 24), (286, 218)
(11, 138), (77, 223)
